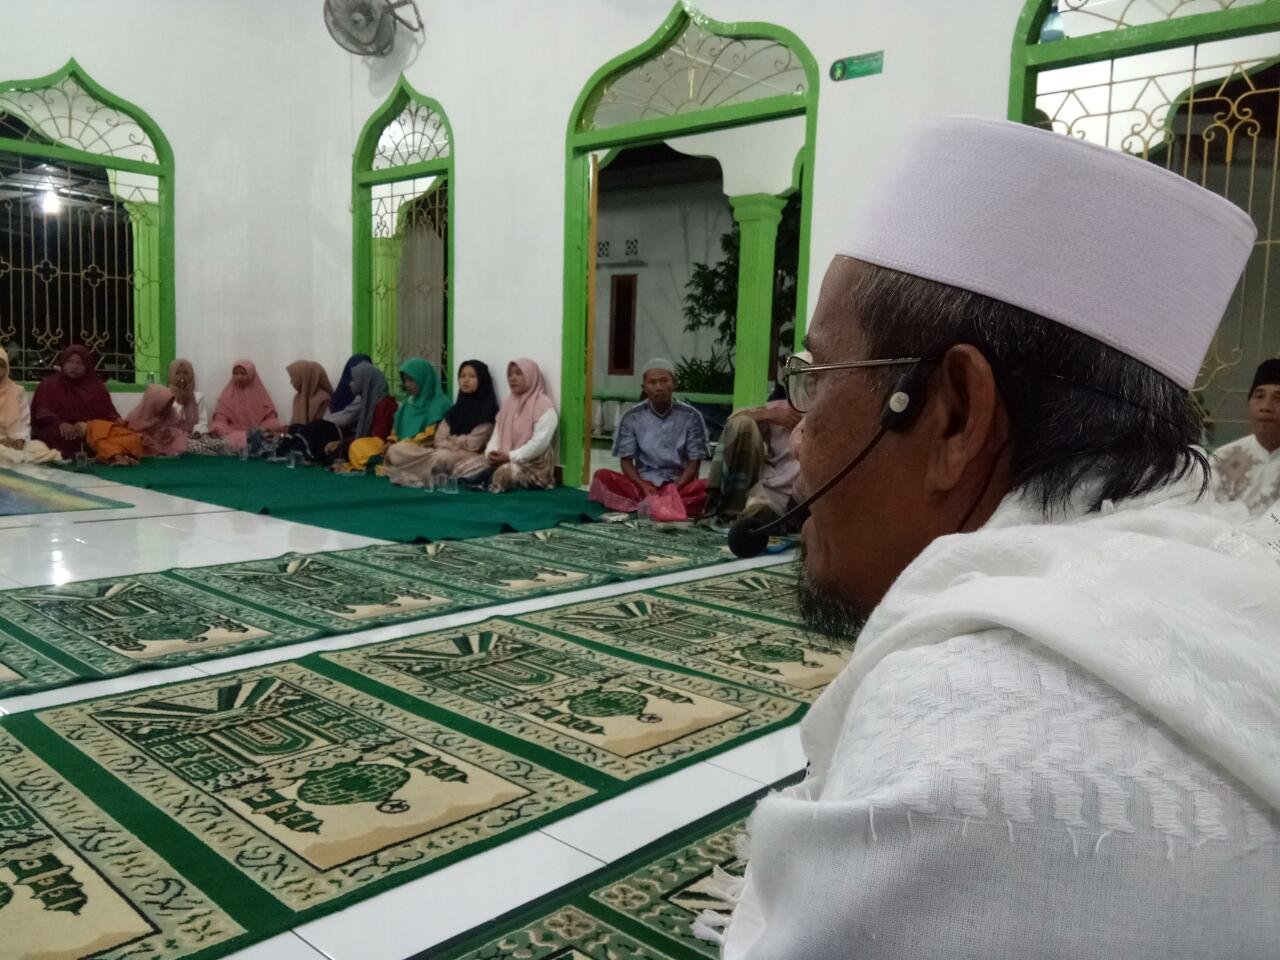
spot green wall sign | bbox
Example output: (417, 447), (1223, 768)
(830, 51), (884, 82)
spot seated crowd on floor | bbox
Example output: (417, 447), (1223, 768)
(0, 341), (1277, 519)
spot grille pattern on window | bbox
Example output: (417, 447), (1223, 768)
(625, 238), (639, 257)
(0, 150), (150, 382)
(1034, 32), (1280, 441)
(597, 240), (611, 259)
(581, 17), (807, 131)
(369, 176), (449, 378)
(0, 64), (166, 384)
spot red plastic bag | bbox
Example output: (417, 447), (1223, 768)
(642, 484), (688, 523)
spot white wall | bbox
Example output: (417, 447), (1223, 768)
(0, 0), (358, 411)
(592, 181), (733, 397)
(1, 0), (1027, 416)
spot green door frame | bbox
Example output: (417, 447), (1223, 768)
(561, 2), (820, 483)
(1009, 0), (1280, 121)
(0, 58), (175, 389)
(351, 75), (455, 391)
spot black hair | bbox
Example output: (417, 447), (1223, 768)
(848, 263), (1209, 515)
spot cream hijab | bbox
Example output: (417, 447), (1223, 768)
(0, 346), (23, 435)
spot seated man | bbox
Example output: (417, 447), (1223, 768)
(719, 117), (1280, 959)
(1211, 358), (1280, 515)
(589, 358), (709, 517)
(709, 352), (808, 527)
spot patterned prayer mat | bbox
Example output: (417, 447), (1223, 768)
(460, 523), (731, 578)
(315, 617), (801, 785)
(430, 776), (800, 960)
(519, 587), (844, 703)
(0, 574), (316, 681)
(0, 468), (129, 516)
(0, 523), (782, 699)
(0, 727), (246, 960)
(655, 563), (804, 626)
(332, 539), (617, 602)
(0, 661), (597, 959)
(0, 633), (808, 959)
(169, 552), (478, 631)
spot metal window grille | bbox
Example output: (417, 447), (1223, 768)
(581, 18), (806, 131)
(1035, 28), (1280, 439)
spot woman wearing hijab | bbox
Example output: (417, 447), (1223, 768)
(484, 358), (558, 492)
(31, 345), (120, 458)
(167, 358), (226, 455)
(284, 359), (364, 464)
(125, 385), (188, 458)
(351, 357), (449, 471)
(0, 346), (61, 464)
(287, 360), (333, 426)
(330, 353), (371, 417)
(384, 359), (499, 486)
(334, 362), (397, 469)
(209, 360), (284, 451)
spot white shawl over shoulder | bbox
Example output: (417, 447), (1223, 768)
(725, 479), (1280, 960)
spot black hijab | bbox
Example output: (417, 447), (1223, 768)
(443, 359), (500, 435)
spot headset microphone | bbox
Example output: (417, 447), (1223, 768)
(727, 361), (930, 559)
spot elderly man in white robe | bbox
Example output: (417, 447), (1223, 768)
(719, 118), (1280, 959)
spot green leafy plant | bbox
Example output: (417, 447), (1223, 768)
(674, 350), (735, 394)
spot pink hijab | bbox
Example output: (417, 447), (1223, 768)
(494, 358), (556, 453)
(126, 384), (188, 456)
(211, 359), (282, 436)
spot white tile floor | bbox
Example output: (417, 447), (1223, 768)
(0, 463), (805, 960)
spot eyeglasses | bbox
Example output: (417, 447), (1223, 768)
(783, 354), (928, 414)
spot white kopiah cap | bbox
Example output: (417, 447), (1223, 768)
(838, 116), (1257, 389)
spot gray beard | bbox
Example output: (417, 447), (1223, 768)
(795, 545), (870, 648)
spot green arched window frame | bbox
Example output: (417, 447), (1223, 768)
(560, 2), (819, 483)
(351, 76), (455, 390)
(0, 58), (175, 388)
(1010, 1), (1280, 122)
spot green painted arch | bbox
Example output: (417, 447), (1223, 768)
(351, 75), (455, 393)
(560, 1), (820, 483)
(0, 58), (175, 387)
(1009, 0), (1280, 121)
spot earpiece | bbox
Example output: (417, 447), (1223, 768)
(878, 360), (930, 432)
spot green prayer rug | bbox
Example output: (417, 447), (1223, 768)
(316, 616), (801, 784)
(168, 552), (480, 631)
(430, 775), (800, 960)
(0, 467), (130, 516)
(568, 518), (738, 560)
(462, 524), (728, 579)
(0, 727), (246, 960)
(0, 627), (82, 696)
(0, 526), (784, 700)
(85, 455), (603, 542)
(27, 663), (594, 913)
(0, 574), (815, 960)
(520, 589), (845, 703)
(333, 539), (617, 601)
(0, 574), (317, 679)
(655, 564), (804, 625)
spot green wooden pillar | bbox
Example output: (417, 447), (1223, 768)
(370, 236), (402, 381)
(124, 201), (162, 384)
(729, 193), (787, 411)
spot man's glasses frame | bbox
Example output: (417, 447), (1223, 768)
(782, 354), (928, 414)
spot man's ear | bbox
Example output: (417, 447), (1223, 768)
(920, 344), (1002, 495)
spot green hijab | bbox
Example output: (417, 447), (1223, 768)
(394, 357), (450, 438)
